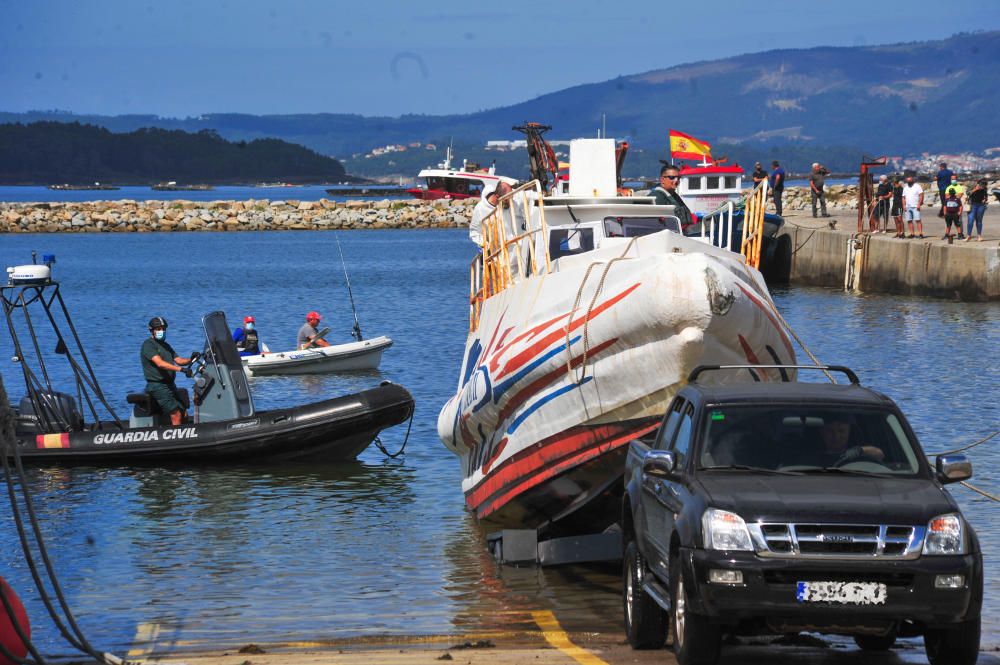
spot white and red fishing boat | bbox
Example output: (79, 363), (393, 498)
(407, 146), (518, 201)
(437, 134), (795, 540)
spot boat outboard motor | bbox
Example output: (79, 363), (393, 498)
(17, 391), (84, 433)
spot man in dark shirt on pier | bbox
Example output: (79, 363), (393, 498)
(651, 164), (693, 228)
(875, 175), (892, 232)
(769, 160), (785, 216)
(935, 162), (953, 217)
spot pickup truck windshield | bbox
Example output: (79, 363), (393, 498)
(698, 406), (922, 475)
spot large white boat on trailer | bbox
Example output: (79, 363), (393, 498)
(437, 136), (795, 559)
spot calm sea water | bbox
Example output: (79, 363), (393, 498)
(0, 185), (409, 204)
(0, 230), (997, 658)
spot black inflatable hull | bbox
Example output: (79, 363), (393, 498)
(11, 383), (413, 465)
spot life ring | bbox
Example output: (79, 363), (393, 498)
(0, 576), (30, 665)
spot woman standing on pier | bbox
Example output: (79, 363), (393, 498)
(966, 179), (988, 242)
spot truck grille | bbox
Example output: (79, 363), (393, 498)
(750, 523), (925, 559)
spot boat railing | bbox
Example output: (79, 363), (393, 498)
(702, 178), (769, 269)
(698, 200), (736, 252)
(469, 180), (550, 332)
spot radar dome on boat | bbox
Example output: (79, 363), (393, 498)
(6, 265), (51, 286)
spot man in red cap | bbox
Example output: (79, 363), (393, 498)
(232, 315), (263, 356)
(297, 311), (330, 349)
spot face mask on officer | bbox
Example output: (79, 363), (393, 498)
(154, 329), (166, 341)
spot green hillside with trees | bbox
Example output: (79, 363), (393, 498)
(0, 122), (353, 185)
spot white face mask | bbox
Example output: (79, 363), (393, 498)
(246, 323), (255, 331)
(154, 330), (166, 341)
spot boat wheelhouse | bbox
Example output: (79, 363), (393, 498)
(407, 146), (518, 201)
(677, 163), (745, 215)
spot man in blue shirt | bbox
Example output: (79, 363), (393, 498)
(769, 160), (785, 216)
(232, 315), (262, 356)
(935, 162), (953, 217)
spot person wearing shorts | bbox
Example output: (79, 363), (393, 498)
(141, 316), (196, 426)
(891, 178), (905, 237)
(901, 176), (924, 239)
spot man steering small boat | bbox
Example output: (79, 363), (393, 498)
(140, 316), (198, 426)
(297, 311), (331, 350)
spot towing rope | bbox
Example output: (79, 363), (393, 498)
(372, 405), (414, 459)
(564, 237), (638, 383)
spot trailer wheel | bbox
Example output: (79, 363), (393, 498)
(623, 540), (667, 649)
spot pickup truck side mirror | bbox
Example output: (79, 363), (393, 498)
(643, 449), (678, 479)
(936, 454), (972, 484)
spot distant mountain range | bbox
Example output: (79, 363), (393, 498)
(2, 31), (997, 161)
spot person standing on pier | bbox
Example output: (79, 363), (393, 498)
(891, 178), (905, 238)
(902, 176), (925, 239)
(769, 160), (785, 216)
(875, 175), (892, 232)
(809, 163), (830, 218)
(942, 191), (964, 240)
(935, 163), (953, 217)
(751, 162), (768, 187)
(966, 179), (989, 241)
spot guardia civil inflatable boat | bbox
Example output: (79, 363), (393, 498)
(1, 255), (414, 464)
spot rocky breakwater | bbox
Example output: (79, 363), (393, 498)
(0, 198), (476, 233)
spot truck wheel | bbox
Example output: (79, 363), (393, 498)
(924, 617), (980, 665)
(623, 541), (667, 649)
(670, 555), (721, 665)
(853, 632), (896, 651)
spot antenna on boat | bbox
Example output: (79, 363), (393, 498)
(333, 233), (364, 341)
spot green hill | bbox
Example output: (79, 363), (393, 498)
(0, 122), (352, 185)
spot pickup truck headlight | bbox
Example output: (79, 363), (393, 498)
(922, 513), (967, 555)
(702, 508), (754, 551)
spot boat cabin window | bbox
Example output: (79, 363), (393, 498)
(686, 177), (702, 190)
(426, 176), (445, 190)
(603, 216), (681, 238)
(706, 176), (720, 189)
(549, 228), (595, 260)
(467, 181), (484, 196)
(724, 176), (737, 189)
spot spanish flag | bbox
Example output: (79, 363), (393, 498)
(36, 433), (70, 449)
(669, 129), (712, 161)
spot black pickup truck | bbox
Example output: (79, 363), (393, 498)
(621, 365), (982, 665)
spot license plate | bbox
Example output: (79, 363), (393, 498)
(796, 581), (887, 605)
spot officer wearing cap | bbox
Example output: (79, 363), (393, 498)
(233, 315), (262, 356)
(297, 311), (331, 350)
(140, 316), (196, 426)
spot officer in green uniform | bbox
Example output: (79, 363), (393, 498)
(141, 316), (196, 426)
(650, 164), (694, 228)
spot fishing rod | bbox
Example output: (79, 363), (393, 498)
(333, 233), (363, 341)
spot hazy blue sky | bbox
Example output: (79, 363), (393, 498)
(2, 0), (997, 118)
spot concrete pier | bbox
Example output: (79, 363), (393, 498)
(777, 208), (1000, 301)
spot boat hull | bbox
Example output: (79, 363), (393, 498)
(243, 336), (392, 376)
(438, 231), (795, 530)
(12, 383), (413, 465)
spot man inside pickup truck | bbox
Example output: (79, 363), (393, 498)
(818, 415), (885, 466)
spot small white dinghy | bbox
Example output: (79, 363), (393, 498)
(242, 335), (393, 376)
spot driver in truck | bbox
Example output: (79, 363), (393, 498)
(141, 316), (198, 426)
(819, 414), (885, 466)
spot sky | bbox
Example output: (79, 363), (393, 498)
(2, 0), (998, 119)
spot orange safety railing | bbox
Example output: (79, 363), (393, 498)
(469, 180), (549, 332)
(740, 178), (768, 269)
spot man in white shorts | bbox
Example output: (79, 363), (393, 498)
(901, 175), (925, 239)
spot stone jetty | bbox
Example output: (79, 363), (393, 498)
(3, 183), (997, 233)
(0, 198), (476, 233)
